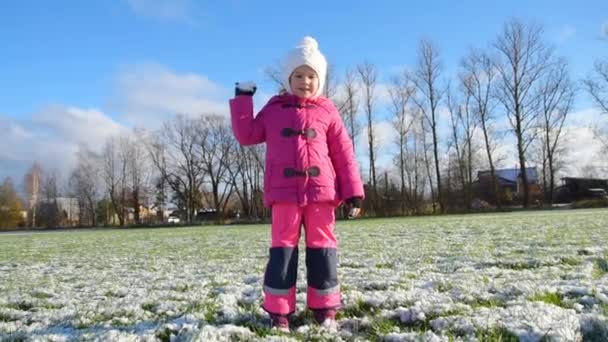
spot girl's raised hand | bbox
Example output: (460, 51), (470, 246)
(235, 82), (257, 96)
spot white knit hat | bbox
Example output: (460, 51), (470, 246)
(282, 36), (327, 98)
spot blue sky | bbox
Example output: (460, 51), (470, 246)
(1, 0), (608, 185)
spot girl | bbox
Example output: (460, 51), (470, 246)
(229, 36), (364, 332)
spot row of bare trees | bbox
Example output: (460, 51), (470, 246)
(325, 19), (588, 214)
(18, 114), (266, 228)
(8, 18), (608, 229)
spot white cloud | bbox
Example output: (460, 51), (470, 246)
(1, 62), (231, 184)
(34, 105), (127, 149)
(0, 107), (127, 186)
(110, 63), (230, 128)
(126, 0), (198, 24)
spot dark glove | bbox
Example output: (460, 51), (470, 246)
(346, 197), (363, 208)
(235, 82), (257, 96)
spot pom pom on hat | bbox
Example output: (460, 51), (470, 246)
(282, 36), (327, 98)
(299, 36), (319, 50)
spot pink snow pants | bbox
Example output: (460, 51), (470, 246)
(261, 202), (341, 316)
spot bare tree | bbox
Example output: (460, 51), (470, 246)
(198, 115), (236, 221)
(69, 147), (99, 226)
(336, 68), (360, 153)
(264, 63), (286, 94)
(39, 170), (61, 228)
(0, 177), (24, 230)
(461, 50), (502, 208)
(101, 136), (127, 226)
(404, 112), (427, 214)
(538, 58), (575, 204)
(126, 129), (152, 224)
(388, 71), (415, 215)
(446, 86), (471, 209)
(149, 115), (205, 223)
(227, 145), (255, 219)
(24, 162), (43, 227)
(493, 19), (553, 207)
(324, 64), (339, 100)
(584, 59), (608, 152)
(584, 59), (608, 114)
(357, 61), (379, 214)
(449, 78), (482, 210)
(420, 116), (437, 212)
(412, 39), (446, 213)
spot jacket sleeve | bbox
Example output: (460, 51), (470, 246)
(229, 95), (266, 146)
(326, 106), (365, 200)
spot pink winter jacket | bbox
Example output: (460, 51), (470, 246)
(229, 93), (364, 208)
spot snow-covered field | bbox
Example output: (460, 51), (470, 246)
(1, 209), (608, 341)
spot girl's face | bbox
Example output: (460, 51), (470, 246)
(289, 65), (319, 99)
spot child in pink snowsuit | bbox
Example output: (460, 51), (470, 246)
(229, 36), (364, 332)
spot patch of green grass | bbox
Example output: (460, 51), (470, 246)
(74, 320), (91, 330)
(375, 262), (395, 269)
(560, 256), (582, 266)
(592, 258), (608, 279)
(0, 311), (16, 322)
(368, 316), (399, 336)
(91, 311), (116, 324)
(141, 302), (158, 313)
(474, 326), (519, 341)
(577, 249), (593, 256)
(437, 282), (453, 293)
(529, 292), (565, 307)
(174, 283), (190, 292)
(74, 310), (117, 328)
(498, 260), (541, 270)
(209, 280), (229, 288)
(290, 309), (315, 327)
(30, 291), (53, 299)
(442, 324), (518, 341)
(155, 327), (173, 342)
(340, 262), (365, 268)
(423, 257), (435, 264)
(398, 308), (467, 334)
(40, 301), (63, 310)
(237, 299), (263, 320)
(186, 300), (220, 322)
(6, 300), (34, 311)
(104, 289), (128, 298)
(337, 298), (376, 319)
(468, 298), (505, 308)
(239, 320), (274, 338)
(438, 308), (468, 318)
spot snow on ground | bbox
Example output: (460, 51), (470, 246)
(1, 209), (608, 341)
